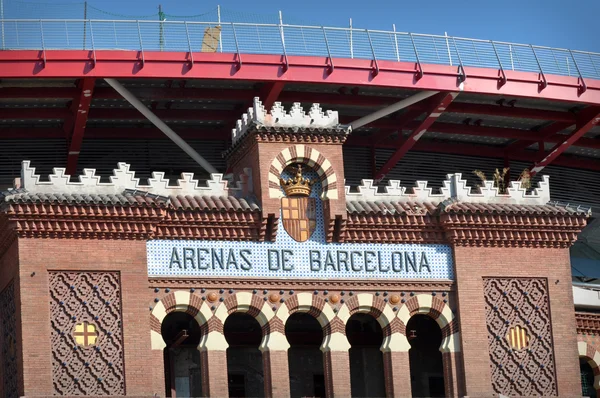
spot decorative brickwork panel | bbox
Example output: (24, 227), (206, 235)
(49, 272), (125, 395)
(0, 280), (18, 398)
(484, 278), (557, 396)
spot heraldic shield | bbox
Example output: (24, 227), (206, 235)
(281, 197), (317, 242)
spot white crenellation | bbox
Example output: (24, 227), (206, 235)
(19, 161), (253, 198)
(16, 161), (549, 205)
(231, 97), (344, 144)
(345, 173), (550, 205)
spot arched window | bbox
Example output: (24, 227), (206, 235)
(407, 314), (445, 397)
(286, 312), (326, 398)
(346, 313), (386, 397)
(161, 312), (203, 397)
(581, 358), (596, 398)
(224, 313), (264, 397)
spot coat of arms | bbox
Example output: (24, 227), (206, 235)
(280, 165), (317, 242)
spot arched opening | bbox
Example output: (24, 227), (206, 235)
(346, 313), (386, 397)
(407, 314), (445, 397)
(224, 312), (264, 397)
(580, 358), (596, 398)
(286, 312), (326, 398)
(161, 312), (203, 398)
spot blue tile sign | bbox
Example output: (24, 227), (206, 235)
(147, 171), (454, 280)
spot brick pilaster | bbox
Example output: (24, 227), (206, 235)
(200, 349), (229, 397)
(382, 351), (412, 397)
(323, 350), (352, 397)
(442, 351), (465, 398)
(262, 349), (290, 397)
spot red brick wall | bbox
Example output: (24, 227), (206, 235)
(453, 246), (580, 397)
(16, 238), (158, 397)
(0, 240), (22, 397)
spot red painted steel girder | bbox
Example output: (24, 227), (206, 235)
(65, 78), (96, 174)
(1, 51), (599, 105)
(504, 121), (573, 154)
(345, 140), (600, 172)
(529, 108), (600, 175)
(374, 93), (457, 180)
(0, 127), (228, 140)
(0, 86), (580, 123)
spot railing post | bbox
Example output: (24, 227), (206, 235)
(349, 18), (353, 59)
(39, 19), (47, 66)
(530, 45), (548, 90)
(490, 40), (507, 86)
(393, 24), (400, 62)
(1, 0), (5, 50)
(366, 29), (380, 77)
(409, 32), (423, 79)
(184, 21), (194, 68)
(452, 37), (466, 83)
(137, 20), (145, 68)
(445, 32), (452, 66)
(89, 20), (96, 67)
(322, 26), (334, 74)
(509, 44), (514, 71)
(231, 22), (242, 69)
(278, 10), (289, 72)
(217, 5), (222, 53)
(568, 49), (587, 93)
(588, 52), (600, 77)
(65, 21), (70, 47)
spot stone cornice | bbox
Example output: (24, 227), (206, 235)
(576, 311), (600, 335)
(441, 211), (588, 248)
(148, 276), (455, 291)
(344, 213), (446, 244)
(0, 201), (589, 246)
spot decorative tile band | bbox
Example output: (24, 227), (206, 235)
(148, 177), (453, 280)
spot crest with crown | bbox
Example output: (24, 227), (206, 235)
(279, 165), (316, 197)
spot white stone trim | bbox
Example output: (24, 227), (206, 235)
(18, 161), (253, 198)
(345, 173), (551, 206)
(231, 97), (345, 144)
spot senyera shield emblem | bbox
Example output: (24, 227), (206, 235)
(281, 197), (317, 242)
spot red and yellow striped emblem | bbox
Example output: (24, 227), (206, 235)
(281, 197), (317, 242)
(506, 325), (530, 350)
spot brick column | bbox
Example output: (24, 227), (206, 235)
(381, 331), (412, 397)
(262, 349), (290, 397)
(382, 351), (411, 397)
(260, 331), (291, 398)
(151, 349), (166, 396)
(442, 351), (465, 398)
(322, 333), (351, 397)
(200, 332), (229, 397)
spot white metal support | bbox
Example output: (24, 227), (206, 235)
(104, 78), (218, 174)
(349, 90), (439, 130)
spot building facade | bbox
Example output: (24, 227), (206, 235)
(0, 100), (592, 397)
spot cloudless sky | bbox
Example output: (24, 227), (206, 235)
(7, 0), (600, 52)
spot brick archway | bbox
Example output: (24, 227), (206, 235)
(268, 145), (338, 200)
(336, 293), (397, 351)
(149, 290), (209, 350)
(397, 294), (460, 353)
(578, 341), (600, 394)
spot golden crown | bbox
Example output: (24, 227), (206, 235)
(279, 165), (316, 197)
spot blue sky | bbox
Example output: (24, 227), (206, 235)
(5, 0), (600, 52)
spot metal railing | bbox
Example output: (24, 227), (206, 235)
(1, 18), (600, 82)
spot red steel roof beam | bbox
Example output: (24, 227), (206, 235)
(503, 121), (573, 155)
(373, 92), (457, 180)
(528, 107), (600, 175)
(65, 78), (96, 175)
(260, 82), (285, 110)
